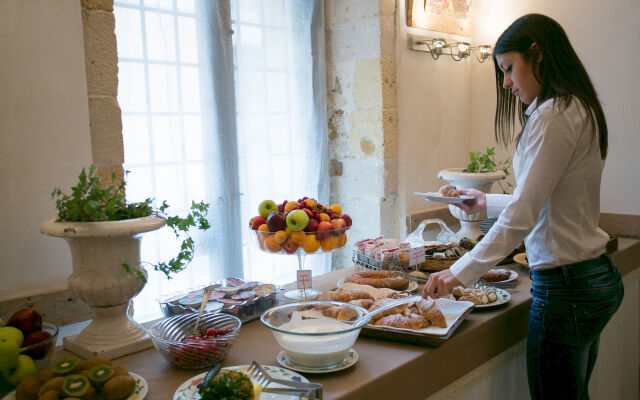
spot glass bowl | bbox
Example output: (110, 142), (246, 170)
(250, 226), (351, 255)
(260, 301), (370, 369)
(148, 312), (241, 369)
(21, 322), (58, 371)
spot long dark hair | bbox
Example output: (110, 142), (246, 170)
(492, 14), (608, 159)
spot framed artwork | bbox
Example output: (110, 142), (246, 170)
(408, 0), (473, 37)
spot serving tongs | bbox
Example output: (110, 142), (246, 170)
(247, 360), (323, 399)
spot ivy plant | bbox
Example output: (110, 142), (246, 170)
(463, 147), (513, 193)
(51, 166), (211, 281)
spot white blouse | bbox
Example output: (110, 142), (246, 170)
(450, 97), (610, 288)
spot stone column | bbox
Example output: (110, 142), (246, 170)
(80, 0), (124, 186)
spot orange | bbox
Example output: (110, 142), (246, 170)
(265, 235), (282, 252)
(284, 201), (298, 213)
(274, 230), (287, 244)
(329, 204), (342, 216)
(291, 231), (306, 245)
(317, 213), (330, 222)
(320, 236), (338, 251)
(337, 233), (347, 248)
(258, 224), (269, 232)
(302, 235), (321, 253)
(304, 198), (317, 207)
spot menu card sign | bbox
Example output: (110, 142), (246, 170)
(297, 270), (312, 289)
(409, 246), (426, 266)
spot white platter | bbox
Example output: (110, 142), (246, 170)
(414, 192), (474, 204)
(3, 372), (147, 400)
(472, 287), (511, 309)
(336, 278), (419, 293)
(479, 269), (518, 284)
(173, 365), (309, 400)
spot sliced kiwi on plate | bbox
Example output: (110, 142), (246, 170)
(62, 374), (90, 397)
(52, 357), (79, 375)
(88, 364), (114, 386)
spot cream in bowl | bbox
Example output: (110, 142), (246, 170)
(261, 301), (369, 368)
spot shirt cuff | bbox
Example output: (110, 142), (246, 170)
(449, 253), (480, 288)
(486, 193), (512, 219)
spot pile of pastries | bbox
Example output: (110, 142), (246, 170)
(313, 283), (447, 330)
(451, 286), (498, 305)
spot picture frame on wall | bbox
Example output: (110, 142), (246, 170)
(408, 0), (473, 37)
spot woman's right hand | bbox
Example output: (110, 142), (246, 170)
(454, 188), (487, 214)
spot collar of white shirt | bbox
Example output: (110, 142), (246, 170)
(525, 97), (538, 116)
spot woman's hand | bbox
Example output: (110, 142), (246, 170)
(453, 188), (487, 215)
(422, 269), (461, 299)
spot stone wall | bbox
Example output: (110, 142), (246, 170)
(325, 0), (400, 268)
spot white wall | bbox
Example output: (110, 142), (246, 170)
(399, 0), (640, 229)
(0, 0), (92, 301)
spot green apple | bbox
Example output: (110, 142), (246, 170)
(0, 337), (20, 372)
(0, 326), (24, 347)
(286, 209), (310, 232)
(258, 200), (278, 219)
(3, 354), (36, 386)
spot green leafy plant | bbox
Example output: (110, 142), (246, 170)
(51, 166), (211, 281)
(463, 147), (513, 193)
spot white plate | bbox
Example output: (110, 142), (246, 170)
(472, 288), (511, 308)
(479, 269), (518, 284)
(173, 365), (309, 400)
(2, 372), (147, 400)
(336, 278), (419, 293)
(277, 349), (358, 374)
(414, 192), (474, 204)
(513, 252), (529, 268)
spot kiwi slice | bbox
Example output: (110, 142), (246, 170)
(62, 374), (90, 398)
(52, 357), (79, 375)
(88, 365), (114, 386)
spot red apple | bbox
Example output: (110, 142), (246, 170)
(283, 238), (299, 254)
(22, 330), (52, 360)
(304, 218), (319, 232)
(330, 218), (346, 235)
(7, 308), (42, 336)
(316, 221), (333, 240)
(341, 214), (352, 227)
(266, 211), (287, 232)
(302, 208), (314, 219)
(249, 216), (266, 230)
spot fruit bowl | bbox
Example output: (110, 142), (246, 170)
(250, 226), (351, 255)
(148, 312), (241, 369)
(261, 301), (369, 369)
(21, 322), (58, 371)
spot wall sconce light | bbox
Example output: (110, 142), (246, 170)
(409, 35), (492, 63)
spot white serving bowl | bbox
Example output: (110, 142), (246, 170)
(260, 301), (369, 368)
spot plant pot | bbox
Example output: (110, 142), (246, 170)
(40, 216), (166, 359)
(438, 168), (506, 241)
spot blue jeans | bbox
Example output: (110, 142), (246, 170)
(527, 252), (623, 400)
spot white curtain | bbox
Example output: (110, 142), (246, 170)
(114, 0), (328, 322)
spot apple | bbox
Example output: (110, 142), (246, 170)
(3, 354), (36, 386)
(283, 238), (299, 254)
(302, 208), (314, 219)
(21, 330), (52, 360)
(249, 216), (266, 230)
(341, 214), (352, 227)
(330, 218), (346, 234)
(258, 200), (278, 219)
(0, 337), (19, 372)
(0, 327), (24, 348)
(7, 309), (42, 336)
(286, 210), (309, 232)
(266, 211), (287, 232)
(316, 221), (333, 240)
(304, 218), (319, 232)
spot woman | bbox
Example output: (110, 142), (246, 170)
(422, 14), (624, 400)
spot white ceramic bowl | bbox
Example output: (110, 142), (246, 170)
(260, 301), (369, 368)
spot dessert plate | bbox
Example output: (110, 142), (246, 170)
(277, 349), (358, 374)
(173, 365), (309, 400)
(479, 269), (518, 284)
(414, 192), (474, 204)
(472, 287), (511, 309)
(336, 278), (419, 293)
(3, 372), (147, 400)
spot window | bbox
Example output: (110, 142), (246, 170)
(114, 0), (328, 322)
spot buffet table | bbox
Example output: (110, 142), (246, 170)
(48, 238), (640, 400)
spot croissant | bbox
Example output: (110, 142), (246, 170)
(368, 298), (408, 322)
(333, 288), (374, 303)
(349, 299), (374, 309)
(375, 313), (428, 330)
(315, 290), (335, 301)
(416, 299), (447, 328)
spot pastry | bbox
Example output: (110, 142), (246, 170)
(348, 298), (374, 309)
(416, 299), (447, 328)
(339, 282), (397, 300)
(368, 298), (408, 322)
(345, 270), (410, 291)
(481, 269), (511, 282)
(374, 313), (428, 330)
(332, 288), (374, 302)
(439, 184), (459, 197)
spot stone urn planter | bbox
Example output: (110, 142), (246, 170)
(40, 216), (166, 359)
(437, 168), (506, 241)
